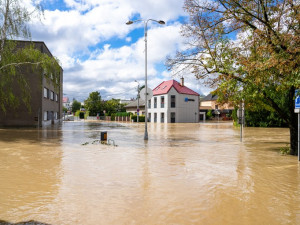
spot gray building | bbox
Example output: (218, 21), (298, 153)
(0, 41), (63, 127)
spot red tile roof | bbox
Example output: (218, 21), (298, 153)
(152, 80), (200, 96)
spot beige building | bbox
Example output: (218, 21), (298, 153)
(200, 93), (234, 119)
(124, 99), (145, 115)
(0, 41), (63, 127)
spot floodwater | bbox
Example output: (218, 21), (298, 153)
(0, 121), (299, 225)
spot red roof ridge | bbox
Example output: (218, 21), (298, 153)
(152, 79), (199, 96)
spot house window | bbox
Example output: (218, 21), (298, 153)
(161, 113), (164, 123)
(161, 96), (164, 108)
(148, 113), (151, 122)
(154, 97), (157, 108)
(54, 112), (58, 119)
(55, 94), (58, 102)
(148, 99), (151, 109)
(154, 113), (157, 122)
(44, 88), (48, 98)
(171, 112), (176, 123)
(171, 95), (176, 108)
(50, 91), (54, 100)
(44, 111), (48, 121)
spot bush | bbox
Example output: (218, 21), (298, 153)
(131, 115), (145, 122)
(116, 112), (130, 117)
(111, 113), (116, 121)
(206, 110), (213, 119)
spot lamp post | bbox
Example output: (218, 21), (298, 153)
(126, 19), (165, 140)
(135, 80), (140, 123)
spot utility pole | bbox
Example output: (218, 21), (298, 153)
(137, 83), (140, 123)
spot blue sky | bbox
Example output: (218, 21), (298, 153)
(28, 0), (211, 102)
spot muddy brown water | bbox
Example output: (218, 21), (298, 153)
(0, 121), (299, 225)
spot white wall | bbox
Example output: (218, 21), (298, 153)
(148, 87), (199, 123)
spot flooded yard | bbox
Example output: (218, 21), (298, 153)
(0, 121), (299, 225)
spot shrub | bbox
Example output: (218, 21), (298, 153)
(131, 115), (145, 122)
(206, 110), (213, 119)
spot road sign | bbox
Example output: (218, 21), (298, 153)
(295, 90), (300, 109)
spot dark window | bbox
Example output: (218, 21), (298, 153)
(161, 113), (164, 123)
(171, 95), (176, 108)
(161, 96), (164, 108)
(148, 113), (151, 122)
(154, 97), (157, 108)
(148, 100), (151, 109)
(154, 113), (157, 122)
(171, 112), (175, 123)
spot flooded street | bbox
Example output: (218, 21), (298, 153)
(0, 121), (299, 225)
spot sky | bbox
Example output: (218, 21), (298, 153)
(27, 0), (212, 102)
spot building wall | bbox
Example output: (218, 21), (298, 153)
(0, 41), (63, 127)
(148, 87), (199, 123)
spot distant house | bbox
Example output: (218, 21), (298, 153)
(0, 41), (63, 127)
(200, 93), (234, 119)
(124, 99), (145, 115)
(148, 78), (200, 123)
(63, 97), (71, 111)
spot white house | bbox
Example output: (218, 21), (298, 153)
(148, 78), (200, 123)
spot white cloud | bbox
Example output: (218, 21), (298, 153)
(28, 0), (207, 101)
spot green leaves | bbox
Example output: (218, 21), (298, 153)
(0, 41), (61, 113)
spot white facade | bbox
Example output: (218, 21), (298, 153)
(148, 87), (199, 123)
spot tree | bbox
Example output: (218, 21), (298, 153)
(72, 100), (81, 113)
(103, 98), (126, 115)
(0, 0), (61, 113)
(167, 0), (300, 155)
(84, 91), (103, 116)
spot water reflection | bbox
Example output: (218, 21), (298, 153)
(0, 121), (299, 224)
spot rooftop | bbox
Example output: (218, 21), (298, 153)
(152, 80), (200, 96)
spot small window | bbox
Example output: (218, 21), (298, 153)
(50, 91), (54, 100)
(44, 111), (48, 121)
(161, 113), (164, 123)
(148, 113), (151, 122)
(154, 97), (157, 108)
(171, 95), (176, 108)
(148, 100), (151, 109)
(44, 88), (48, 98)
(54, 112), (58, 119)
(154, 113), (157, 122)
(55, 94), (58, 102)
(161, 96), (164, 108)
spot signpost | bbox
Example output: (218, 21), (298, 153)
(237, 102), (245, 142)
(295, 90), (300, 161)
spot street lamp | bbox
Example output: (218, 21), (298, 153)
(135, 80), (140, 123)
(126, 19), (165, 140)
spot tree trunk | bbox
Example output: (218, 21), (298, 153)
(289, 87), (298, 155)
(290, 122), (298, 156)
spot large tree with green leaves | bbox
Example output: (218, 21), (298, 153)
(0, 0), (61, 113)
(103, 98), (126, 115)
(167, 0), (300, 155)
(84, 91), (103, 116)
(71, 99), (81, 113)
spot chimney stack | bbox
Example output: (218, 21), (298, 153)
(180, 77), (184, 86)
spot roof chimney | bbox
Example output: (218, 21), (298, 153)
(180, 77), (184, 86)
